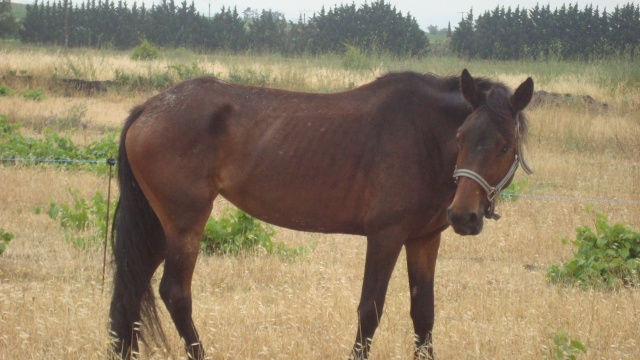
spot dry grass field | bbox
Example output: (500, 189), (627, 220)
(1, 44), (639, 359)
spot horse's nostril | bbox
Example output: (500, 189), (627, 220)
(448, 208), (478, 227)
(448, 210), (483, 236)
(467, 212), (478, 226)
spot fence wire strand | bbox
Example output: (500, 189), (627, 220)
(2, 157), (639, 205)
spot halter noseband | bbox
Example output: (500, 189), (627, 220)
(452, 125), (532, 220)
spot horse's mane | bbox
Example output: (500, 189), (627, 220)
(371, 71), (528, 142)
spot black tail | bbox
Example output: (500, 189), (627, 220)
(109, 106), (167, 358)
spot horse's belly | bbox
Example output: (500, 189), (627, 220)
(218, 183), (366, 235)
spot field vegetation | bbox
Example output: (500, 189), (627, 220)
(1, 42), (639, 359)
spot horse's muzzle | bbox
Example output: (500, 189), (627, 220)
(447, 206), (484, 235)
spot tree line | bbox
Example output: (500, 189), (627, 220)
(450, 3), (640, 60)
(15, 0), (428, 56)
(3, 1), (640, 61)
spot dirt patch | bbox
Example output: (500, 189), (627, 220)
(532, 90), (609, 110)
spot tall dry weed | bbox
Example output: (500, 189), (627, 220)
(1, 43), (639, 359)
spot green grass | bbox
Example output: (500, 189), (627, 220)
(426, 33), (447, 43)
(0, 40), (634, 118)
(0, 227), (14, 255)
(1, 40), (636, 80)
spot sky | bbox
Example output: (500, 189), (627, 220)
(13, 0), (631, 29)
(193, 0), (629, 29)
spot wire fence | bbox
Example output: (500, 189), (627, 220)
(0, 157), (113, 164)
(3, 156), (639, 290)
(0, 156), (117, 290)
(1, 157), (639, 206)
(501, 193), (640, 205)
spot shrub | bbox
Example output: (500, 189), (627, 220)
(0, 114), (19, 134)
(20, 88), (45, 101)
(1, 105), (89, 132)
(227, 68), (272, 87)
(131, 39), (159, 61)
(499, 178), (529, 201)
(341, 43), (373, 71)
(201, 209), (275, 255)
(547, 210), (640, 289)
(542, 329), (586, 360)
(0, 228), (14, 255)
(168, 62), (214, 81)
(114, 68), (173, 90)
(36, 189), (116, 250)
(200, 209), (314, 258)
(0, 84), (13, 96)
(43, 104), (87, 131)
(36, 189), (312, 258)
(0, 116), (117, 173)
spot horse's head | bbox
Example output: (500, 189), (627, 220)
(447, 69), (534, 235)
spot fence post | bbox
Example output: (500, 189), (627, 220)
(102, 158), (116, 294)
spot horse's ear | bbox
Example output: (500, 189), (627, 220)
(460, 69), (478, 108)
(511, 77), (534, 112)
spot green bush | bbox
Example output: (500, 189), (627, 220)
(341, 44), (373, 71)
(20, 88), (45, 101)
(0, 115), (117, 173)
(200, 209), (314, 258)
(52, 103), (87, 130)
(547, 211), (640, 289)
(115, 62), (214, 90)
(499, 179), (529, 201)
(36, 188), (312, 258)
(1, 105), (88, 132)
(227, 68), (272, 86)
(114, 68), (173, 90)
(0, 114), (19, 134)
(201, 209), (274, 255)
(36, 189), (116, 250)
(543, 329), (586, 360)
(131, 39), (159, 61)
(38, 104), (87, 131)
(0, 228), (14, 255)
(168, 62), (214, 81)
(0, 84), (13, 96)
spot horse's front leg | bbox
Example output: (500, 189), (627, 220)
(351, 229), (405, 359)
(405, 232), (441, 359)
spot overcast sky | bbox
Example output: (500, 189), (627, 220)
(14, 0), (630, 29)
(195, 0), (629, 28)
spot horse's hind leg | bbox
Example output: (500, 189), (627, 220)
(156, 195), (215, 360)
(159, 227), (206, 359)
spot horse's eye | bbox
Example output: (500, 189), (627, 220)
(501, 145), (509, 154)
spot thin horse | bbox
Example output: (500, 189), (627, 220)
(109, 69), (534, 359)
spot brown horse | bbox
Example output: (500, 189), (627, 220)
(109, 69), (534, 359)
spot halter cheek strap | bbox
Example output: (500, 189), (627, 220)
(453, 155), (523, 220)
(452, 120), (533, 220)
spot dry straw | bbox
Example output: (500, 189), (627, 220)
(1, 45), (639, 359)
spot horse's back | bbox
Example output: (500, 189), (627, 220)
(124, 75), (457, 236)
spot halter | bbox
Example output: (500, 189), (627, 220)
(452, 124), (533, 220)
